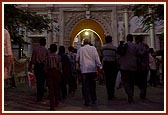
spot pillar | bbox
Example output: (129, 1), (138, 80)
(111, 6), (118, 46)
(47, 9), (52, 48)
(52, 21), (57, 44)
(58, 9), (64, 46)
(149, 7), (155, 49)
(124, 8), (129, 41)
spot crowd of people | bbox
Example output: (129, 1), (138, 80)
(103, 34), (163, 104)
(4, 29), (163, 110)
(28, 38), (79, 110)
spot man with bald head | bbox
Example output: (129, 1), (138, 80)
(76, 38), (102, 106)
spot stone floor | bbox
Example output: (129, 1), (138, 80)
(3, 80), (165, 113)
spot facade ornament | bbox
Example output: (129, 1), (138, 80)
(84, 4), (91, 19)
(119, 28), (125, 41)
(85, 10), (90, 19)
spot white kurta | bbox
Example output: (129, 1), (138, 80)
(76, 44), (102, 73)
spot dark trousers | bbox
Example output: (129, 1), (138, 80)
(34, 63), (46, 101)
(120, 70), (136, 98)
(82, 72), (97, 104)
(60, 65), (71, 99)
(68, 73), (77, 93)
(47, 70), (61, 110)
(136, 70), (148, 98)
(149, 69), (157, 87)
(60, 76), (68, 99)
(103, 61), (118, 99)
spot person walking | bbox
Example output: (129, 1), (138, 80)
(46, 44), (62, 110)
(135, 35), (150, 100)
(67, 46), (77, 94)
(58, 46), (71, 100)
(76, 38), (102, 106)
(101, 35), (118, 100)
(29, 38), (49, 102)
(4, 29), (13, 80)
(119, 34), (137, 104)
(4, 29), (15, 87)
(149, 48), (157, 87)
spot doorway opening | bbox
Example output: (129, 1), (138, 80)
(73, 29), (103, 49)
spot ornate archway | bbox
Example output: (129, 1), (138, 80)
(70, 19), (105, 46)
(64, 12), (112, 46)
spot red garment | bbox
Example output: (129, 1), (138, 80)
(4, 29), (13, 80)
(28, 72), (35, 87)
(46, 53), (61, 70)
(46, 52), (62, 110)
(31, 46), (49, 64)
(47, 70), (61, 110)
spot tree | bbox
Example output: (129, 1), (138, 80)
(4, 4), (51, 58)
(4, 4), (50, 44)
(132, 4), (164, 32)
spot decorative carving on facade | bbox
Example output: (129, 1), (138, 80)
(64, 11), (112, 40)
(64, 12), (81, 25)
(91, 13), (111, 35)
(16, 4), (163, 51)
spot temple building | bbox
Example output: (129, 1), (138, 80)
(14, 3), (164, 58)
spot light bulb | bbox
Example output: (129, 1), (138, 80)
(85, 31), (89, 36)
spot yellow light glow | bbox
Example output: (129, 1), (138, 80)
(73, 29), (103, 47)
(85, 31), (89, 36)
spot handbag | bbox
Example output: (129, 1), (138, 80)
(27, 72), (35, 87)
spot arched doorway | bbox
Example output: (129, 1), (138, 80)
(69, 19), (106, 49)
(73, 29), (102, 49)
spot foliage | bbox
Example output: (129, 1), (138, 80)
(132, 4), (164, 32)
(4, 4), (50, 44)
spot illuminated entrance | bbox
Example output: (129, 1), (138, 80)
(73, 29), (103, 49)
(70, 19), (106, 50)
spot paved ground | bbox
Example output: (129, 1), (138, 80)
(3, 80), (165, 112)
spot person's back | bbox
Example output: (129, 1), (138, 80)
(101, 35), (118, 100)
(46, 44), (61, 110)
(67, 46), (78, 93)
(67, 46), (76, 73)
(101, 44), (117, 62)
(58, 46), (71, 99)
(76, 38), (102, 106)
(31, 46), (48, 65)
(135, 35), (149, 99)
(119, 34), (137, 104)
(69, 52), (76, 72)
(29, 38), (48, 102)
(136, 36), (149, 71)
(117, 41), (128, 56)
(120, 35), (137, 71)
(58, 49), (71, 77)
(78, 44), (101, 73)
(46, 53), (61, 70)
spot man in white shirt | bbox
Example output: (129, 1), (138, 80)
(76, 38), (102, 106)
